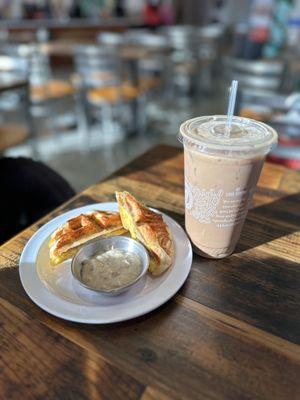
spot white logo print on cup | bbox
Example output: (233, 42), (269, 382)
(185, 181), (223, 223)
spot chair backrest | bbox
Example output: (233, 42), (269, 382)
(224, 57), (284, 93)
(0, 55), (28, 76)
(126, 31), (169, 49)
(162, 26), (195, 64)
(74, 45), (121, 89)
(124, 29), (152, 44)
(163, 26), (194, 51)
(129, 32), (170, 76)
(3, 44), (51, 86)
(194, 24), (224, 62)
(97, 32), (124, 47)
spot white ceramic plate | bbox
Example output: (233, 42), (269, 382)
(19, 202), (193, 324)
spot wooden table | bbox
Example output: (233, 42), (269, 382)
(1, 145), (299, 400)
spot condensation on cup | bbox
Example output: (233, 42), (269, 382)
(179, 115), (278, 259)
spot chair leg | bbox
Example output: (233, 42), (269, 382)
(101, 103), (116, 141)
(137, 94), (147, 136)
(47, 98), (60, 141)
(76, 91), (92, 153)
(24, 84), (39, 158)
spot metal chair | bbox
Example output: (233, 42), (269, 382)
(123, 31), (172, 132)
(4, 44), (51, 97)
(224, 57), (284, 94)
(74, 44), (140, 148)
(97, 32), (124, 47)
(3, 44), (76, 150)
(162, 26), (196, 95)
(125, 31), (170, 88)
(0, 54), (36, 154)
(224, 57), (285, 114)
(193, 24), (224, 94)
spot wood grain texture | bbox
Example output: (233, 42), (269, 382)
(0, 299), (144, 400)
(0, 145), (300, 400)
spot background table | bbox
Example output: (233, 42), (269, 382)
(0, 145), (299, 399)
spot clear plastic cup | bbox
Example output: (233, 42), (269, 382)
(179, 115), (278, 258)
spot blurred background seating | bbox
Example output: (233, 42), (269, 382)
(1, 0), (300, 191)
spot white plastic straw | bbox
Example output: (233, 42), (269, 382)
(225, 80), (238, 137)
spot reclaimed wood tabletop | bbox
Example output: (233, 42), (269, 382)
(0, 145), (299, 400)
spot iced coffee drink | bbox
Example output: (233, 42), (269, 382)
(180, 115), (277, 258)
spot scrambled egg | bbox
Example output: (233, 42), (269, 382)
(119, 205), (138, 240)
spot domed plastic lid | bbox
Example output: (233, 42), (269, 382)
(179, 115), (277, 156)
